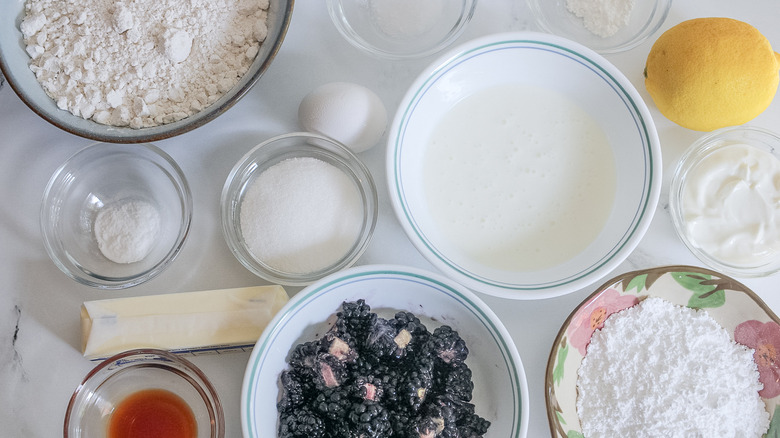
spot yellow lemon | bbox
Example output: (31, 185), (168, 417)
(644, 17), (780, 131)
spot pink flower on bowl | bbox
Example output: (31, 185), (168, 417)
(567, 288), (639, 356)
(735, 319), (780, 398)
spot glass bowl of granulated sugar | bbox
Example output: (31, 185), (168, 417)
(41, 142), (193, 289)
(221, 132), (378, 286)
(527, 0), (672, 54)
(0, 0), (293, 142)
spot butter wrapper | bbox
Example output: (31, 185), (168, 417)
(81, 285), (288, 360)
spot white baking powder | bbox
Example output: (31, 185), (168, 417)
(565, 0), (634, 38)
(20, 0), (269, 128)
(239, 157), (363, 274)
(577, 297), (769, 437)
(94, 200), (161, 264)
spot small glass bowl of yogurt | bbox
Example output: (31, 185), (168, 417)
(670, 125), (780, 277)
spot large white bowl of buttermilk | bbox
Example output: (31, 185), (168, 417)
(387, 32), (661, 299)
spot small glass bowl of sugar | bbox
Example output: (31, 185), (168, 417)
(41, 142), (192, 289)
(221, 132), (378, 286)
(528, 0), (672, 54)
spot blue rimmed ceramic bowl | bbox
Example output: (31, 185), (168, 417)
(240, 264), (529, 438)
(386, 32), (661, 300)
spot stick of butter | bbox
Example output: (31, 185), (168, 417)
(81, 285), (288, 360)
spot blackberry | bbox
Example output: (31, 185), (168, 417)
(278, 406), (326, 438)
(323, 331), (358, 363)
(457, 411), (491, 437)
(335, 299), (376, 347)
(390, 311), (430, 359)
(389, 411), (414, 437)
(397, 365), (433, 412)
(278, 370), (307, 412)
(314, 386), (353, 421)
(313, 353), (348, 390)
(348, 401), (392, 437)
(352, 374), (384, 402)
(433, 360), (474, 402)
(427, 325), (469, 365)
(287, 340), (323, 378)
(364, 317), (398, 360)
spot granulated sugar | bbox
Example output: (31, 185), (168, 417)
(577, 297), (769, 437)
(20, 0), (269, 128)
(239, 157), (363, 274)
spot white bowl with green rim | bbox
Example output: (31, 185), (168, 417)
(386, 32), (661, 300)
(240, 264), (529, 438)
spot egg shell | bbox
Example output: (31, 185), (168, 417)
(298, 82), (387, 153)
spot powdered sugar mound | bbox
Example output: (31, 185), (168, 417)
(20, 0), (269, 128)
(577, 297), (769, 437)
(565, 0), (634, 38)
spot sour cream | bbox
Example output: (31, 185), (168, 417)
(680, 143), (780, 267)
(423, 84), (616, 271)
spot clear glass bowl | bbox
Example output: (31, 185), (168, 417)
(326, 0), (477, 59)
(64, 349), (224, 438)
(40, 142), (192, 289)
(670, 125), (780, 277)
(528, 0), (672, 54)
(221, 132), (378, 286)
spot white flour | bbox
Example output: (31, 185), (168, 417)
(565, 0), (634, 38)
(577, 297), (769, 437)
(20, 0), (269, 128)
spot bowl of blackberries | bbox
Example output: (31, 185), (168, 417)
(240, 264), (529, 438)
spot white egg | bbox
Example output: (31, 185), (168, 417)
(298, 82), (387, 153)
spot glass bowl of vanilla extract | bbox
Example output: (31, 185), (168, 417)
(64, 349), (224, 438)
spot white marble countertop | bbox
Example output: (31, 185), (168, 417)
(2, 1), (779, 436)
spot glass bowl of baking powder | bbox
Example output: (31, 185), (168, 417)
(41, 142), (192, 289)
(221, 132), (378, 286)
(528, 0), (672, 54)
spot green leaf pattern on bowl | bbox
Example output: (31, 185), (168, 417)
(545, 266), (780, 438)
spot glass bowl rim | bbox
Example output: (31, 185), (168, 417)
(39, 141), (193, 289)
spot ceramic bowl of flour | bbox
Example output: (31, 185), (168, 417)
(387, 32), (661, 299)
(0, 0), (293, 142)
(41, 142), (192, 289)
(527, 0), (672, 54)
(546, 265), (780, 437)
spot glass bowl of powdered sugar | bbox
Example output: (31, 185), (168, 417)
(527, 0), (672, 54)
(221, 132), (378, 286)
(41, 142), (193, 289)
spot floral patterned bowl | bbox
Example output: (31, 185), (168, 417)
(546, 265), (780, 437)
